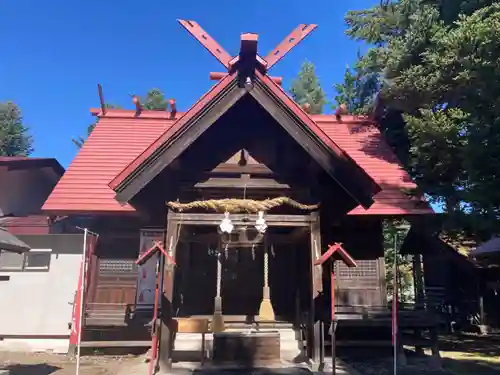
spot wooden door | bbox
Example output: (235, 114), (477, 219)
(85, 235), (140, 325)
(178, 242), (218, 316)
(221, 247), (263, 317)
(269, 244), (298, 322)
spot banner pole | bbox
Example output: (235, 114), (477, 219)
(393, 233), (398, 375)
(76, 228), (88, 375)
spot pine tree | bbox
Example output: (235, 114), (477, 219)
(342, 0), (500, 237)
(142, 88), (169, 111)
(290, 61), (326, 114)
(0, 102), (33, 157)
(72, 104), (120, 149)
(333, 60), (379, 115)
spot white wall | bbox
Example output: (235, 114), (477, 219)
(0, 237), (82, 353)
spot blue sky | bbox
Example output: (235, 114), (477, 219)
(0, 0), (378, 169)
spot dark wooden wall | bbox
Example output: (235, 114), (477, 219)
(321, 217), (386, 308)
(83, 95), (388, 326)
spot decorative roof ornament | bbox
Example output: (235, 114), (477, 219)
(177, 19), (317, 74)
(335, 103), (347, 122)
(254, 211), (267, 234)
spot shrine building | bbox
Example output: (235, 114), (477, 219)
(42, 20), (438, 371)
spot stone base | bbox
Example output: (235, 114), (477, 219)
(213, 331), (280, 366)
(172, 327), (303, 364)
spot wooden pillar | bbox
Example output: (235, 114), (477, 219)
(413, 253), (424, 307)
(158, 211), (180, 372)
(309, 212), (323, 370)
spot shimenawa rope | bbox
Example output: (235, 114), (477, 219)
(167, 197), (319, 214)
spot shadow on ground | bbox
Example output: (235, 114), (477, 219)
(336, 333), (500, 375)
(1, 364), (61, 375)
(192, 369), (312, 375)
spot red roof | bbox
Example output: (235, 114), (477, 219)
(110, 73), (236, 190)
(42, 110), (431, 215)
(312, 115), (431, 215)
(43, 110), (181, 213)
(42, 21), (432, 216)
(0, 215), (51, 235)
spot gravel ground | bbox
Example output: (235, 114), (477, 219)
(2, 333), (500, 375)
(0, 352), (141, 375)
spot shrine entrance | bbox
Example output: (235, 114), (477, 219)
(174, 221), (311, 324)
(162, 211), (320, 366)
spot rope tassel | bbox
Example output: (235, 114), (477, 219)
(211, 248), (225, 332)
(259, 245), (275, 321)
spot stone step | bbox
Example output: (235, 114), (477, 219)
(173, 327), (304, 363)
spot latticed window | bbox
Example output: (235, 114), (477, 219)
(336, 259), (378, 279)
(99, 259), (137, 274)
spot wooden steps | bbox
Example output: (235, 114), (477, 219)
(85, 307), (153, 327)
(80, 340), (150, 348)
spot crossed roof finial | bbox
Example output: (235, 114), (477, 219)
(177, 20), (317, 73)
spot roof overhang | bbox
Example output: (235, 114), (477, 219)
(0, 228), (31, 253)
(470, 237), (500, 258)
(110, 72), (380, 208)
(0, 157), (64, 176)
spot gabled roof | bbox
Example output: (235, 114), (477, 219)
(0, 157), (64, 175)
(0, 215), (51, 235)
(471, 237), (500, 258)
(109, 71), (380, 208)
(0, 227), (30, 253)
(43, 110), (180, 213)
(42, 20), (433, 216)
(42, 110), (431, 216)
(312, 115), (431, 215)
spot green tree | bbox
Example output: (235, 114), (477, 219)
(383, 219), (413, 302)
(142, 88), (169, 111)
(72, 88), (170, 149)
(341, 1), (500, 237)
(0, 102), (34, 157)
(72, 104), (120, 149)
(290, 61), (326, 114)
(333, 59), (379, 115)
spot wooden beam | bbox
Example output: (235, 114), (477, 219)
(193, 177), (290, 189)
(210, 72), (282, 86)
(177, 20), (233, 69)
(264, 24), (318, 70)
(314, 243), (357, 267)
(90, 108), (183, 119)
(240, 33), (258, 58)
(309, 212), (322, 368)
(158, 213), (180, 372)
(211, 163), (274, 175)
(97, 84), (106, 115)
(114, 78), (245, 203)
(166, 212), (315, 226)
(178, 228), (308, 244)
(250, 77), (377, 209)
(235, 32), (268, 75)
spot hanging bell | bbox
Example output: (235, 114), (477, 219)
(255, 211), (267, 234)
(219, 212), (234, 234)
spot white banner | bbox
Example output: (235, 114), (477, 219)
(135, 229), (165, 307)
